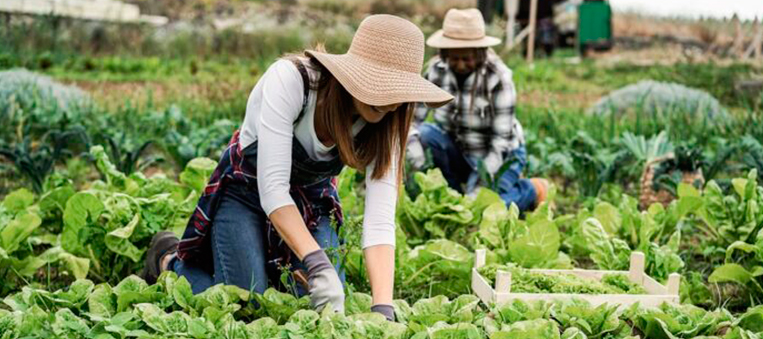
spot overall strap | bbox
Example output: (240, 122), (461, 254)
(286, 56), (311, 125)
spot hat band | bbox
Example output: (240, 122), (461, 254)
(443, 27), (486, 41)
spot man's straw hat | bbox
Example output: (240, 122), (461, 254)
(426, 8), (502, 49)
(306, 15), (453, 108)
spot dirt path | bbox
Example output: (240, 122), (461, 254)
(63, 78), (253, 112)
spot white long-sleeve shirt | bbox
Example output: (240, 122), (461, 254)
(239, 58), (398, 249)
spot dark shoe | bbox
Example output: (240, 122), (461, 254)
(141, 231), (179, 284)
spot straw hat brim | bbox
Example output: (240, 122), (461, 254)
(306, 50), (454, 108)
(426, 29), (502, 49)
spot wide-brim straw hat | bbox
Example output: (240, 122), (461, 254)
(426, 8), (502, 49)
(306, 15), (453, 108)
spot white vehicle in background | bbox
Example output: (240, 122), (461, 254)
(0, 0), (167, 25)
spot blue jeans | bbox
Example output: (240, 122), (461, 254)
(172, 184), (344, 295)
(419, 123), (537, 211)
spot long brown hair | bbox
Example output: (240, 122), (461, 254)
(306, 53), (413, 181)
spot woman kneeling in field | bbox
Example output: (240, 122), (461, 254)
(141, 15), (453, 321)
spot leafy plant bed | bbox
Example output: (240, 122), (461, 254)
(472, 250), (680, 308)
(477, 264), (647, 295)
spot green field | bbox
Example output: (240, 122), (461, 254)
(2, 5), (763, 338)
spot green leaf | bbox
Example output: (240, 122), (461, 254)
(345, 292), (372, 315)
(188, 317), (215, 339)
(675, 195), (703, 220)
(286, 309), (320, 331)
(476, 202), (509, 249)
(677, 183), (701, 198)
(337, 167), (363, 216)
(17, 306), (49, 336)
(104, 213), (144, 263)
(134, 303), (169, 333)
(172, 276), (195, 312)
(112, 275), (163, 312)
(469, 188), (503, 224)
(508, 219), (561, 267)
(1, 211), (41, 254)
(52, 308), (90, 338)
(246, 317), (279, 338)
(494, 299), (551, 324)
(735, 305), (763, 333)
(88, 284), (117, 320)
(710, 264), (754, 285)
(449, 294), (480, 323)
(732, 177), (749, 199)
(593, 202), (620, 235)
(253, 288), (309, 323)
(9, 255), (45, 276)
(179, 157), (217, 194)
(580, 218), (630, 270)
(427, 323), (482, 339)
(100, 312), (140, 337)
(561, 327), (589, 339)
(491, 319), (560, 339)
(62, 192), (104, 255)
(410, 295), (450, 326)
(2, 188), (35, 213)
(392, 299), (412, 324)
(39, 246), (90, 279)
(52, 279), (94, 308)
(39, 186), (75, 217)
(725, 241), (760, 262)
(552, 299), (621, 338)
(91, 145), (135, 193)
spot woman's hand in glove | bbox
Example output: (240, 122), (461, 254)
(303, 249), (345, 312)
(371, 304), (395, 321)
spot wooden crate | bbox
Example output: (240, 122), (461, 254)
(471, 249), (680, 308)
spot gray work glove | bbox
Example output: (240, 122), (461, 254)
(371, 304), (395, 321)
(406, 137), (426, 170)
(304, 249), (345, 313)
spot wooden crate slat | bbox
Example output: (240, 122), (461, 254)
(493, 293), (677, 308)
(471, 268), (495, 304)
(629, 252), (646, 285)
(667, 273), (681, 295)
(641, 274), (669, 295)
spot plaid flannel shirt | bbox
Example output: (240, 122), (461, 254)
(412, 51), (524, 175)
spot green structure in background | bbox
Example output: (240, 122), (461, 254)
(578, 1), (612, 54)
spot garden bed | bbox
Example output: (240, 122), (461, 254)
(471, 250), (680, 308)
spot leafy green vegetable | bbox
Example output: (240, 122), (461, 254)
(625, 302), (733, 338)
(551, 299), (623, 338)
(398, 169), (475, 243)
(478, 264), (645, 295)
(474, 198), (570, 269)
(491, 319), (560, 339)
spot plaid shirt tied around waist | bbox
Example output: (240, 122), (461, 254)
(176, 130), (344, 273)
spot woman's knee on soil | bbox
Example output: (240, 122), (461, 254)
(172, 258), (214, 295)
(210, 193), (270, 294)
